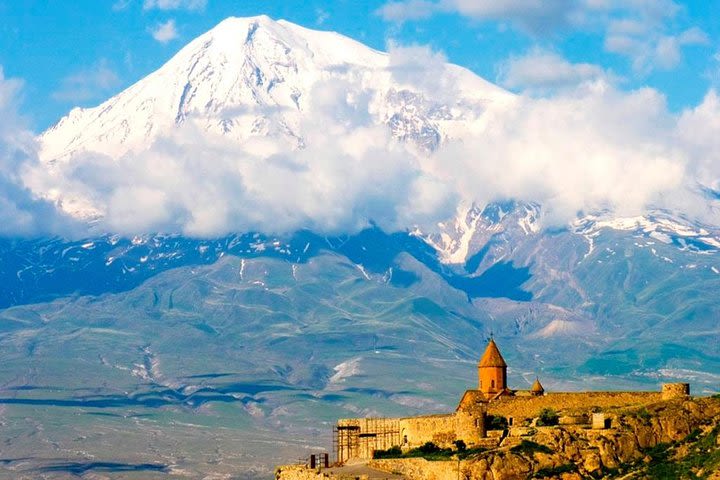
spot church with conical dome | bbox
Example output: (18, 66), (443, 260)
(328, 337), (684, 465)
(478, 338), (510, 397)
(456, 337), (546, 409)
(281, 336), (694, 478)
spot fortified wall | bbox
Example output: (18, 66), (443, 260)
(335, 411), (486, 463)
(335, 338), (514, 463)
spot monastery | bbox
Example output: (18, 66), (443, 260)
(332, 338), (689, 464)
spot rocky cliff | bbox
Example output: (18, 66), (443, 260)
(278, 396), (720, 480)
(369, 396), (720, 479)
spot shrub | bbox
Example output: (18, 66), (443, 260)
(536, 408), (559, 427)
(373, 446), (402, 459)
(684, 428), (701, 443)
(375, 440), (486, 462)
(533, 463), (577, 478)
(418, 442), (440, 454)
(636, 407), (652, 425)
(404, 442), (454, 461)
(486, 414), (508, 430)
(510, 440), (554, 455)
(457, 446), (486, 459)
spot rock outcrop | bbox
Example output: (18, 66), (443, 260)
(278, 396), (720, 480)
(368, 397), (720, 479)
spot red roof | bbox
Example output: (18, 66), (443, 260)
(531, 378), (545, 392)
(478, 338), (507, 368)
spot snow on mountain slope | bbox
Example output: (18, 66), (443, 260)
(416, 201), (720, 266)
(573, 212), (720, 254)
(39, 15), (512, 165)
(416, 202), (542, 265)
(33, 15), (718, 266)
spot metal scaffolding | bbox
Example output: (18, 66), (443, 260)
(333, 418), (401, 464)
(333, 425), (360, 464)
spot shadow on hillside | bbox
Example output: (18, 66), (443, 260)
(36, 461), (169, 474)
(0, 227), (534, 309)
(0, 382), (297, 409)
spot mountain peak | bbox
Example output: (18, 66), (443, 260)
(204, 15), (297, 48)
(36, 16), (512, 219)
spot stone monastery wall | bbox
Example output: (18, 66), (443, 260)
(330, 339), (691, 465)
(662, 383), (690, 400)
(485, 391), (661, 418)
(336, 391), (671, 462)
(336, 411), (485, 462)
(399, 411), (484, 448)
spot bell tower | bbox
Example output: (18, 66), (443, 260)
(478, 338), (507, 395)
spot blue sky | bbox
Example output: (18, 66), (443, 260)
(1, 0), (719, 131)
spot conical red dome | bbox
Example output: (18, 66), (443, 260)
(478, 339), (507, 368)
(531, 377), (544, 393)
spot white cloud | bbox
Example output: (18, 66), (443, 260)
(0, 68), (74, 236)
(378, 0), (708, 73)
(112, 0), (132, 11)
(376, 0), (438, 23)
(143, 0), (206, 11)
(28, 77), (720, 237)
(677, 90), (720, 193)
(315, 8), (330, 26)
(606, 25), (709, 72)
(378, 0), (585, 33)
(151, 19), (179, 44)
(51, 60), (121, 103)
(590, 2), (707, 72)
(17, 48), (720, 237)
(498, 49), (612, 93)
(28, 78), (456, 236)
(387, 43), (459, 101)
(429, 83), (691, 224)
(442, 0), (580, 33)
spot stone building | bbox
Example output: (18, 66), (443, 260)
(333, 338), (691, 464)
(335, 338), (521, 463)
(477, 338), (510, 397)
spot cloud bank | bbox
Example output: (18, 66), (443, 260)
(8, 47), (720, 238)
(378, 0), (709, 74)
(0, 69), (73, 237)
(27, 76), (457, 237)
(434, 83), (688, 223)
(497, 49), (613, 93)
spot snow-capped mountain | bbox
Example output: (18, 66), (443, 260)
(3, 15), (719, 479)
(36, 15), (720, 261)
(31, 15), (720, 273)
(39, 15), (511, 166)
